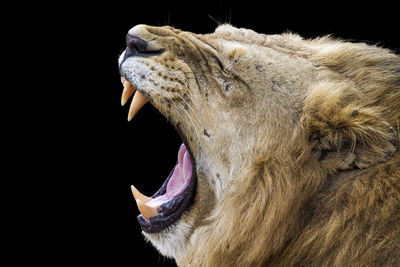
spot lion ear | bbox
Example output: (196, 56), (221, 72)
(303, 83), (398, 170)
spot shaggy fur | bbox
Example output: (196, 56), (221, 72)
(119, 24), (400, 266)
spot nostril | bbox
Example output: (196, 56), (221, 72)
(126, 34), (148, 53)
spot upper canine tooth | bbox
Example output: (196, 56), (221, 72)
(121, 80), (136, 106)
(128, 90), (149, 121)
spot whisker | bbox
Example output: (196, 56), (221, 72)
(178, 93), (203, 127)
(173, 102), (202, 144)
(180, 81), (204, 112)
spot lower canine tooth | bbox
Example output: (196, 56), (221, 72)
(131, 185), (152, 203)
(136, 199), (158, 220)
(128, 91), (149, 121)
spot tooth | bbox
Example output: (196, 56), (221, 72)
(136, 199), (158, 220)
(131, 185), (152, 203)
(128, 90), (149, 121)
(121, 80), (136, 106)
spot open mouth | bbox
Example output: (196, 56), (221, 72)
(120, 77), (197, 233)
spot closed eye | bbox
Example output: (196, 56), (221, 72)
(211, 54), (224, 70)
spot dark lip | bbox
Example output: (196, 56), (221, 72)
(137, 136), (197, 234)
(137, 167), (197, 233)
(118, 48), (165, 77)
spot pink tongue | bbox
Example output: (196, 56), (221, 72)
(166, 144), (192, 198)
(147, 144), (192, 207)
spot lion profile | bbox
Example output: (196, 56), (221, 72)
(118, 24), (400, 266)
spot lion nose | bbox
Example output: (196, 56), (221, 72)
(119, 25), (165, 74)
(126, 34), (148, 54)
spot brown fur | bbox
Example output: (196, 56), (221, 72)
(119, 24), (400, 266)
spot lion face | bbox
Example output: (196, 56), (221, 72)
(118, 24), (305, 256)
(118, 24), (399, 265)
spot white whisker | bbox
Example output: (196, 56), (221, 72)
(173, 102), (202, 144)
(178, 94), (203, 129)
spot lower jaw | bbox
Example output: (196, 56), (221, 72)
(137, 145), (197, 234)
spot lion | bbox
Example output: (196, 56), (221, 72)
(118, 24), (400, 266)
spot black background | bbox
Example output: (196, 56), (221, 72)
(57, 1), (399, 266)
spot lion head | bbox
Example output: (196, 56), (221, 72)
(118, 24), (400, 266)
